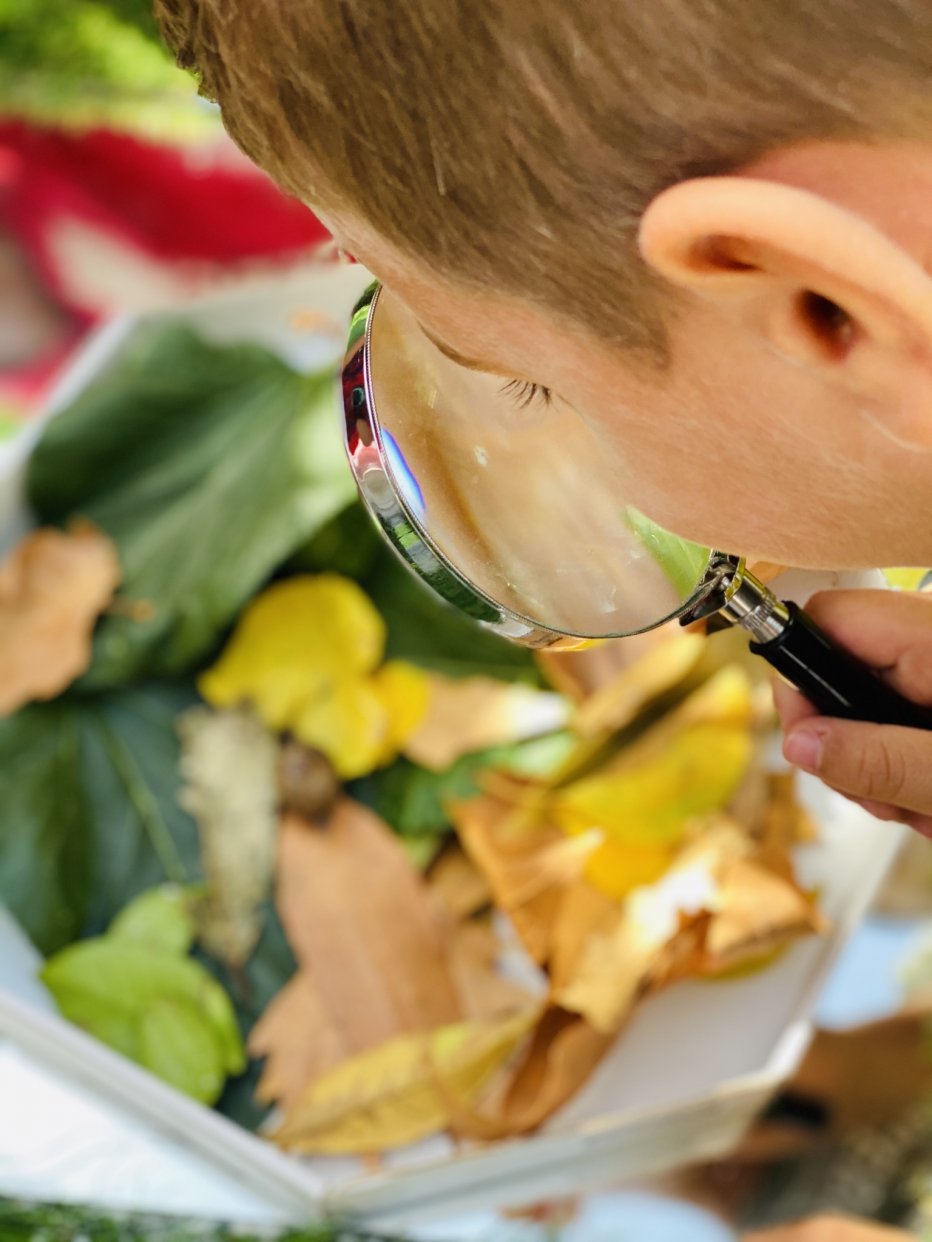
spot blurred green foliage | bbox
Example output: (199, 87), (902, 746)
(0, 0), (214, 137)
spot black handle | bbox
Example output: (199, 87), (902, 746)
(749, 600), (932, 730)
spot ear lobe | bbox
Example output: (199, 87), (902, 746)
(638, 176), (932, 447)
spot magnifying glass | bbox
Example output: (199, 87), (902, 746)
(342, 282), (932, 730)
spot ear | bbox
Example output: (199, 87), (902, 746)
(638, 177), (932, 449)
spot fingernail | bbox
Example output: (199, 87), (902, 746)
(784, 725), (826, 773)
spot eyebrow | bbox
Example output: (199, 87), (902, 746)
(419, 326), (503, 375)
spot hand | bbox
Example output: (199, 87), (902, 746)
(773, 590), (932, 835)
(744, 1217), (914, 1241)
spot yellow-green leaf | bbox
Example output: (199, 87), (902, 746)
(272, 1007), (539, 1154)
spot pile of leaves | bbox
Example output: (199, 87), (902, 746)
(0, 319), (823, 1160)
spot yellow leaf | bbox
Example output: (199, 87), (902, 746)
(553, 723), (753, 860)
(272, 1008), (539, 1154)
(292, 675), (390, 780)
(198, 575), (402, 777)
(199, 575), (384, 722)
(581, 839), (676, 900)
(372, 660), (431, 764)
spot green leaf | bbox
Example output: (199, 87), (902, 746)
(0, 701), (91, 956)
(351, 734), (573, 839)
(624, 505), (711, 602)
(138, 996), (226, 1104)
(361, 546), (540, 683)
(110, 885), (196, 955)
(28, 323), (355, 688)
(41, 937), (244, 1103)
(0, 1195), (385, 1241)
(0, 685), (201, 954)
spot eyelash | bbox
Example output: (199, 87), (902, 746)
(500, 379), (553, 409)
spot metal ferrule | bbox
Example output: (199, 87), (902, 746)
(717, 568), (791, 645)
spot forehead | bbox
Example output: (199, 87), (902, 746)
(323, 208), (596, 384)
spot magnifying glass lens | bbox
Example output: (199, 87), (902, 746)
(360, 285), (711, 639)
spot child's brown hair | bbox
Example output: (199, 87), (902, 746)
(155, 0), (932, 356)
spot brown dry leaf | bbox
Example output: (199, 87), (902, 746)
(0, 521), (120, 715)
(449, 918), (536, 1020)
(271, 1007), (539, 1154)
(702, 856), (825, 972)
(276, 802), (461, 1053)
(428, 846), (492, 920)
(249, 971), (350, 1109)
(758, 772), (819, 855)
(177, 706), (279, 968)
(451, 795), (599, 964)
(571, 632), (706, 738)
(549, 879), (621, 994)
(403, 674), (568, 772)
(451, 1006), (615, 1140)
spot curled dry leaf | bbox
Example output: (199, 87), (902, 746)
(702, 856), (826, 972)
(448, 917), (537, 1022)
(404, 674), (569, 772)
(451, 795), (598, 965)
(271, 1007), (539, 1154)
(570, 632), (706, 738)
(536, 631), (670, 703)
(177, 706), (279, 968)
(275, 802), (461, 1054)
(449, 1006), (615, 1141)
(555, 821), (747, 1033)
(0, 521), (120, 715)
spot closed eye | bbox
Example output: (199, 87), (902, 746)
(500, 379), (554, 409)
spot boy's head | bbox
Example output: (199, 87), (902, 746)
(157, 0), (932, 570)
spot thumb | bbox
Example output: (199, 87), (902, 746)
(784, 717), (932, 817)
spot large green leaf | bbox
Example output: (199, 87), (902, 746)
(0, 684), (202, 954)
(28, 323), (355, 688)
(0, 702), (91, 956)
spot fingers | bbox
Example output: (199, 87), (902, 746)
(783, 715), (932, 820)
(772, 677), (819, 732)
(802, 591), (932, 705)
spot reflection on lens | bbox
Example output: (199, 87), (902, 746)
(365, 287), (711, 638)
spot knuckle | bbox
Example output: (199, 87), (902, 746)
(857, 731), (909, 803)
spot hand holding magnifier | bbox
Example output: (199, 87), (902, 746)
(342, 283), (932, 731)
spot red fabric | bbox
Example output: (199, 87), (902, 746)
(0, 122), (331, 415)
(0, 121), (329, 314)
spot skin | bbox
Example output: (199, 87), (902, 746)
(742, 1218), (913, 1241)
(317, 138), (932, 826)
